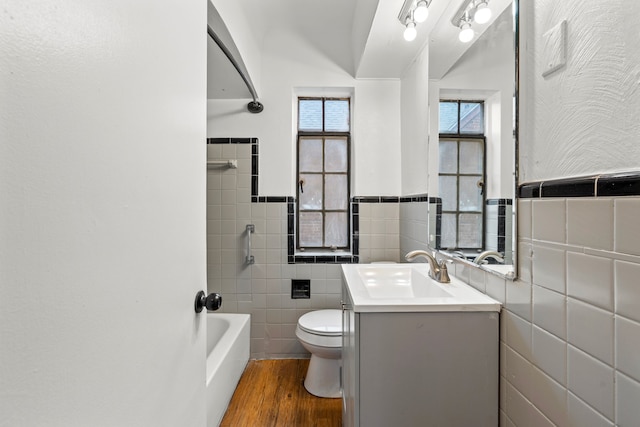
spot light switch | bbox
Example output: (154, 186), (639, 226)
(542, 20), (567, 78)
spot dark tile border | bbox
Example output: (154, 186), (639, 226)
(486, 198), (514, 205)
(597, 172), (640, 197)
(518, 171), (640, 199)
(207, 137), (433, 264)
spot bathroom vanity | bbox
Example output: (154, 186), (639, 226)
(341, 264), (500, 427)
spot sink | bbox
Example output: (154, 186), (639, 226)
(342, 263), (501, 313)
(357, 266), (453, 299)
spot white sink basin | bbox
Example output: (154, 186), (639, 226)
(357, 266), (453, 299)
(342, 263), (501, 313)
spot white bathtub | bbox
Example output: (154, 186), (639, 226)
(206, 313), (250, 427)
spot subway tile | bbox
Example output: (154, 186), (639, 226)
(567, 392), (613, 427)
(567, 345), (614, 420)
(518, 199), (532, 239)
(532, 244), (566, 293)
(616, 372), (640, 427)
(616, 316), (640, 382)
(518, 241), (533, 284)
(506, 280), (532, 321)
(532, 325), (567, 385)
(469, 267), (486, 293)
(485, 273), (506, 304)
(533, 285), (567, 340)
(615, 260), (640, 323)
(506, 346), (533, 397)
(528, 365), (568, 426)
(567, 298), (614, 366)
(567, 199), (613, 251)
(615, 198), (640, 256)
(532, 199), (566, 243)
(504, 310), (532, 359)
(505, 382), (555, 427)
(566, 252), (614, 311)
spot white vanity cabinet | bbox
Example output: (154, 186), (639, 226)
(341, 264), (500, 427)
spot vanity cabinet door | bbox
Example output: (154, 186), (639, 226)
(341, 283), (357, 427)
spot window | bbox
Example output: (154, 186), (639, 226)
(297, 97), (350, 251)
(438, 100), (485, 250)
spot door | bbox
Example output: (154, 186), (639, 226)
(0, 1), (207, 426)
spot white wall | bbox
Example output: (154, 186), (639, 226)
(208, 26), (402, 197)
(0, 1), (207, 425)
(400, 44), (430, 196)
(520, 0), (640, 182)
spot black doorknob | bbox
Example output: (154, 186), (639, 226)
(194, 290), (223, 313)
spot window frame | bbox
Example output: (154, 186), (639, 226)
(438, 99), (487, 251)
(296, 97), (351, 253)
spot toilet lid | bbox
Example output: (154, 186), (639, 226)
(298, 309), (342, 336)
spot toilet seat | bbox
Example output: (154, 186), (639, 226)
(297, 309), (342, 336)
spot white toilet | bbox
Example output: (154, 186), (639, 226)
(295, 309), (342, 398)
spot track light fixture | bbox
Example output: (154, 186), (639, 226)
(451, 0), (493, 43)
(413, 0), (429, 23)
(404, 19), (417, 42)
(474, 1), (492, 24)
(398, 0), (431, 42)
(458, 17), (474, 43)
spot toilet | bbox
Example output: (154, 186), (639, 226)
(295, 309), (342, 398)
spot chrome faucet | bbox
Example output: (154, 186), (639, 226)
(473, 251), (504, 265)
(404, 250), (451, 284)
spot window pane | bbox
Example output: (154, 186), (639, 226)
(324, 100), (349, 132)
(439, 140), (458, 174)
(299, 138), (323, 172)
(441, 213), (457, 249)
(325, 174), (348, 210)
(325, 138), (348, 172)
(439, 176), (457, 211)
(460, 102), (484, 134)
(458, 213), (482, 248)
(299, 99), (323, 131)
(439, 102), (458, 133)
(459, 140), (483, 174)
(325, 212), (348, 247)
(299, 174), (323, 210)
(299, 212), (323, 247)
(459, 176), (482, 211)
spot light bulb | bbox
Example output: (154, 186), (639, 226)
(474, 1), (492, 24)
(413, 1), (429, 23)
(459, 22), (474, 43)
(404, 22), (417, 41)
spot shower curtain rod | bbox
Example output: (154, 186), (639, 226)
(207, 24), (264, 114)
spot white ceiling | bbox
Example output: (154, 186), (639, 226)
(207, 0), (513, 99)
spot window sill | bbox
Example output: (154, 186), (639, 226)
(289, 251), (358, 264)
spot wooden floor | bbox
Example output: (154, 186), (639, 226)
(220, 359), (342, 427)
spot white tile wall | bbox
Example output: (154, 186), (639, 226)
(209, 145), (639, 423)
(207, 143), (401, 358)
(444, 196), (640, 426)
(616, 372), (640, 426)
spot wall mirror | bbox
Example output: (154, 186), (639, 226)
(426, 0), (518, 279)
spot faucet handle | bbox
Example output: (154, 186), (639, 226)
(438, 260), (451, 283)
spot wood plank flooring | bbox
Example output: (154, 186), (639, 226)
(220, 359), (342, 427)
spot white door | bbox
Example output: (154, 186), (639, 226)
(0, 1), (208, 426)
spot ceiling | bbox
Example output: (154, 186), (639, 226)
(207, 0), (512, 100)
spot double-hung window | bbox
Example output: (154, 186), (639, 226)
(296, 97), (350, 252)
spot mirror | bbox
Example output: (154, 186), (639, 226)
(426, 0), (518, 279)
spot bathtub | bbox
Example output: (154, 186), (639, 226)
(206, 313), (250, 427)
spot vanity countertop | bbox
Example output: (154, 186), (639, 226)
(341, 263), (501, 313)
